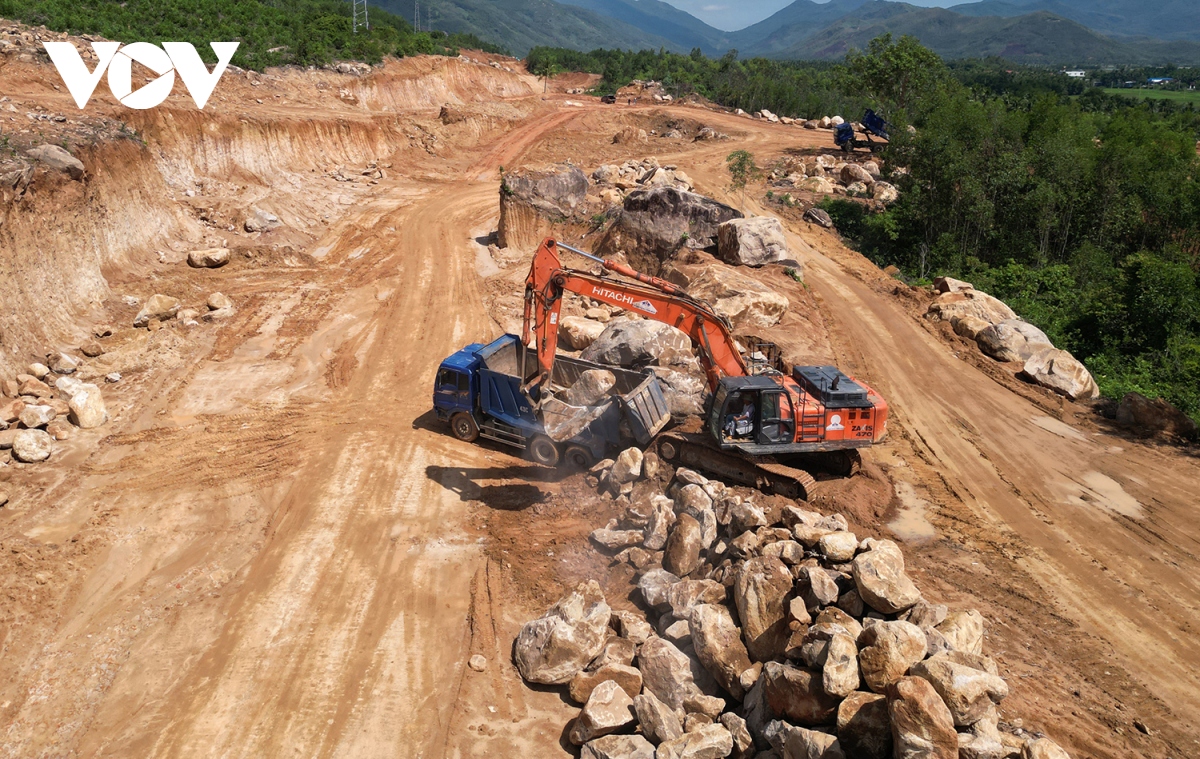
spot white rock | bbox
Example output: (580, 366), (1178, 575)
(12, 428), (52, 462)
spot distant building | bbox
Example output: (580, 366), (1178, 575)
(1148, 77), (1175, 84)
(1064, 70), (1086, 78)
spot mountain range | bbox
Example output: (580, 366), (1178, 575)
(375, 0), (1200, 64)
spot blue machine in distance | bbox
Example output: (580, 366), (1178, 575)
(834, 109), (891, 153)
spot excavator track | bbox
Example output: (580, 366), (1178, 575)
(655, 431), (820, 502)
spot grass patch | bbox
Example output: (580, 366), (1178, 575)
(1101, 88), (1200, 104)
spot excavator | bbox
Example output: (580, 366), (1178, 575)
(523, 237), (889, 500)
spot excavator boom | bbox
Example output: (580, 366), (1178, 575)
(522, 238), (748, 391)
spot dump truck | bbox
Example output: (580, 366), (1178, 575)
(433, 334), (670, 468)
(834, 109), (890, 153)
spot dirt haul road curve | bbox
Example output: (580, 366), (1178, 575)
(1, 76), (1198, 757)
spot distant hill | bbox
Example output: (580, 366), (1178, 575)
(727, 0), (871, 56)
(373, 0), (681, 55)
(556, 0), (731, 54)
(950, 0), (1200, 43)
(763, 4), (1200, 64)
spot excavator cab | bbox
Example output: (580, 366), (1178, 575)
(709, 376), (795, 449)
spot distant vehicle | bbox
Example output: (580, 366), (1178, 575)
(834, 109), (891, 153)
(600, 94), (617, 104)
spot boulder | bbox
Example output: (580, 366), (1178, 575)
(561, 316), (608, 351)
(188, 248), (231, 268)
(614, 127), (649, 145)
(690, 603), (754, 699)
(667, 580), (727, 619)
(852, 539), (921, 614)
(0, 429), (16, 449)
(926, 290), (1016, 327)
(817, 532), (857, 562)
(735, 556), (793, 661)
(208, 292), (233, 311)
(614, 609), (656, 644)
(1116, 391), (1198, 440)
(68, 386), (107, 429)
(871, 182), (898, 203)
(610, 446), (644, 484)
(639, 568), (681, 611)
(821, 633), (860, 697)
(951, 315), (991, 340)
(571, 664), (645, 703)
(12, 428), (52, 462)
(18, 404), (55, 429)
(583, 320), (694, 368)
(910, 656), (1008, 726)
(634, 689), (684, 745)
(47, 352), (79, 374)
(0, 399), (21, 424)
(1022, 738), (1071, 759)
(933, 277), (974, 294)
(975, 320), (1052, 363)
(720, 713), (755, 759)
(595, 187), (742, 274)
(514, 580), (612, 684)
(837, 692), (891, 759)
(862, 161), (881, 178)
(675, 263), (789, 330)
(798, 566), (840, 610)
(570, 680), (637, 745)
(653, 368), (708, 417)
(638, 637), (701, 710)
(937, 610), (984, 655)
(858, 621), (928, 693)
(717, 217), (789, 267)
(568, 369), (618, 407)
(762, 661), (841, 726)
(498, 164), (589, 249)
(592, 525), (646, 551)
(644, 496), (677, 551)
(804, 208), (834, 229)
(582, 734), (657, 759)
(18, 377), (53, 398)
(134, 294), (181, 327)
(26, 144), (85, 179)
(784, 727), (845, 759)
(1019, 347), (1099, 401)
(244, 208), (280, 233)
(655, 723), (733, 759)
(798, 177), (835, 194)
(888, 676), (959, 759)
(594, 165), (620, 183)
(80, 341), (104, 358)
(840, 164), (874, 186)
(664, 513), (704, 576)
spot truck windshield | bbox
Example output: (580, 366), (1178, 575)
(708, 384), (728, 439)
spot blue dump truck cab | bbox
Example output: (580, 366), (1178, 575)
(434, 334), (670, 468)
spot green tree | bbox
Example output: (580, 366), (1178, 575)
(726, 150), (762, 210)
(844, 33), (950, 114)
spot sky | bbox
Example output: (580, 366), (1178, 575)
(660, 0), (963, 31)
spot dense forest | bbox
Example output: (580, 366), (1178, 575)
(531, 39), (1200, 424)
(0, 0), (505, 68)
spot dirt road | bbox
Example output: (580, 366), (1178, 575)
(1, 56), (1198, 758)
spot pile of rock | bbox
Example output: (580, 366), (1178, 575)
(593, 158), (696, 204)
(1, 354), (108, 464)
(616, 80), (672, 103)
(926, 278), (1098, 401)
(770, 157), (897, 204)
(514, 459), (1074, 759)
(133, 292), (235, 330)
(595, 187), (742, 275)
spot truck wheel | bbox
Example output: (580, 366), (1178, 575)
(450, 412), (479, 442)
(528, 436), (561, 467)
(565, 445), (594, 470)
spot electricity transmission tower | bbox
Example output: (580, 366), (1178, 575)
(414, 1), (420, 32)
(352, 0), (369, 32)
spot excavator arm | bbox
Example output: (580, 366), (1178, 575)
(522, 238), (748, 392)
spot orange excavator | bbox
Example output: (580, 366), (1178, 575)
(523, 238), (889, 500)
